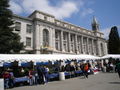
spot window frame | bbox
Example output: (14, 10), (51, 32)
(26, 24), (32, 33)
(15, 22), (21, 31)
(26, 37), (31, 47)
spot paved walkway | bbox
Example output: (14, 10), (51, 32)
(8, 72), (120, 90)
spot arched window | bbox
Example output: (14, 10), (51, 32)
(43, 29), (49, 47)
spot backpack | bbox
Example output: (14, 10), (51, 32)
(84, 65), (88, 71)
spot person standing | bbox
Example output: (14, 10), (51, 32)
(37, 66), (44, 84)
(116, 62), (120, 78)
(28, 69), (34, 85)
(42, 66), (49, 84)
(3, 70), (11, 89)
(9, 70), (14, 88)
(34, 67), (38, 85)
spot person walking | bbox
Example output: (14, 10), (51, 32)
(116, 62), (120, 78)
(80, 63), (86, 78)
(84, 63), (89, 78)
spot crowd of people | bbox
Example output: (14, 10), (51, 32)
(1, 65), (50, 88)
(0, 58), (120, 89)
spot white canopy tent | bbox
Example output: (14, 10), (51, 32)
(0, 54), (100, 63)
(101, 54), (120, 59)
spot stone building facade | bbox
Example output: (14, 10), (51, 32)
(13, 10), (108, 56)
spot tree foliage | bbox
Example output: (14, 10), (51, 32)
(0, 0), (24, 53)
(108, 26), (120, 54)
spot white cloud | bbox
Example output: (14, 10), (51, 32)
(81, 8), (94, 17)
(101, 27), (111, 39)
(10, 0), (95, 19)
(10, 1), (23, 14)
(117, 26), (120, 36)
(10, 0), (82, 19)
(118, 26), (120, 30)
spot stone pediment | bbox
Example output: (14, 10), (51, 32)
(28, 10), (55, 23)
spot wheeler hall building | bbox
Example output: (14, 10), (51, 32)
(13, 10), (108, 56)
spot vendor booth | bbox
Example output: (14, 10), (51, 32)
(0, 54), (101, 88)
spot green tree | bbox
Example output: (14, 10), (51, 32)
(0, 0), (24, 53)
(108, 26), (120, 54)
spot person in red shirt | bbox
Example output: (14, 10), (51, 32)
(3, 70), (11, 88)
(29, 69), (34, 85)
(84, 63), (89, 78)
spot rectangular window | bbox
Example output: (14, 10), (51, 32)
(64, 43), (67, 51)
(15, 22), (21, 31)
(26, 37), (31, 47)
(26, 24), (32, 33)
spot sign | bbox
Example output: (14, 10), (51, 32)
(0, 63), (3, 67)
(0, 79), (4, 90)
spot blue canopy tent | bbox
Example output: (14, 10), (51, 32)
(3, 62), (12, 67)
(21, 62), (30, 67)
(36, 61), (49, 66)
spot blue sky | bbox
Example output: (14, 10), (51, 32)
(10, 0), (120, 39)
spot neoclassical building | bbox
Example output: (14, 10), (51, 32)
(13, 10), (108, 56)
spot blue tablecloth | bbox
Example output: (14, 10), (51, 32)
(14, 77), (29, 83)
(49, 73), (59, 79)
(64, 72), (71, 76)
(75, 70), (83, 74)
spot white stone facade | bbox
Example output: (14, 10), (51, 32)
(13, 10), (108, 56)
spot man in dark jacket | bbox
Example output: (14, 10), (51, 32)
(37, 66), (44, 84)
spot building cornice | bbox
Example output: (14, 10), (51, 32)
(13, 13), (104, 36)
(33, 17), (105, 39)
(13, 14), (32, 21)
(13, 11), (105, 39)
(28, 10), (55, 18)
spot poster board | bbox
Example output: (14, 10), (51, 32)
(0, 79), (4, 90)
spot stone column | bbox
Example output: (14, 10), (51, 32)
(97, 40), (101, 56)
(75, 34), (78, 54)
(35, 24), (40, 54)
(61, 31), (64, 51)
(86, 38), (89, 54)
(49, 27), (53, 51)
(92, 39), (94, 55)
(104, 42), (108, 55)
(68, 32), (71, 52)
(52, 28), (56, 51)
(81, 36), (84, 54)
(39, 25), (43, 46)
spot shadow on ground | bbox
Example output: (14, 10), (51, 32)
(79, 76), (86, 79)
(109, 82), (120, 84)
